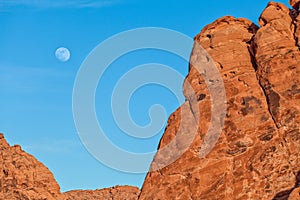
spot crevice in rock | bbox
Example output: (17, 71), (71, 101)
(248, 23), (260, 34)
(247, 36), (258, 71)
(290, 8), (300, 48)
(247, 36), (279, 129)
(272, 189), (294, 200)
(257, 80), (280, 129)
(272, 170), (300, 200)
(187, 99), (198, 125)
(186, 178), (194, 200)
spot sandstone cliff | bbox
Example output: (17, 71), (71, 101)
(139, 1), (300, 199)
(1, 1), (300, 200)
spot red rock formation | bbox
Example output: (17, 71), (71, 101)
(139, 2), (300, 200)
(290, 0), (300, 9)
(63, 186), (140, 200)
(255, 0), (300, 177)
(0, 133), (63, 200)
(0, 133), (140, 200)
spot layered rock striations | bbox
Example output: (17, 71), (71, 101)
(1, 1), (300, 200)
(139, 2), (300, 200)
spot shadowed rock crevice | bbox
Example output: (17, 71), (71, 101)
(289, 8), (300, 48)
(272, 170), (300, 200)
(257, 80), (281, 129)
(248, 36), (279, 129)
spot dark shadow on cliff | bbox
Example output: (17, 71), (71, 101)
(272, 170), (300, 200)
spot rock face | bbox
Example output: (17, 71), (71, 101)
(139, 2), (300, 200)
(290, 0), (300, 9)
(0, 133), (140, 200)
(0, 133), (63, 200)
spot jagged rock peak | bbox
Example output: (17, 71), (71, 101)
(0, 133), (63, 200)
(0, 133), (9, 149)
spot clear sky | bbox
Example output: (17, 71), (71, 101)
(0, 0), (288, 192)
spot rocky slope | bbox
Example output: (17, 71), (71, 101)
(0, 133), (140, 200)
(139, 1), (300, 200)
(1, 1), (300, 200)
(0, 133), (63, 200)
(63, 186), (140, 200)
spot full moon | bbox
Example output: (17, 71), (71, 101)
(55, 47), (70, 62)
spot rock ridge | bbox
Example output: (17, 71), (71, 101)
(0, 133), (140, 200)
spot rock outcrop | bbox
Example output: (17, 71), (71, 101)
(0, 133), (140, 200)
(0, 133), (63, 200)
(1, 1), (300, 200)
(63, 186), (140, 200)
(290, 0), (300, 9)
(139, 2), (300, 200)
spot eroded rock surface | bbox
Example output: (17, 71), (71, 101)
(0, 133), (63, 200)
(63, 186), (140, 200)
(290, 0), (300, 9)
(139, 2), (300, 200)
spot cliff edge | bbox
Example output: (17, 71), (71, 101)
(139, 1), (300, 199)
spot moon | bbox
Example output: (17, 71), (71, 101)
(55, 47), (70, 62)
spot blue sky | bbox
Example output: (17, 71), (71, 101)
(0, 0), (288, 192)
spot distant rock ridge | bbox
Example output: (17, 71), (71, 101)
(1, 1), (300, 199)
(0, 133), (140, 200)
(0, 133), (62, 200)
(63, 186), (140, 200)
